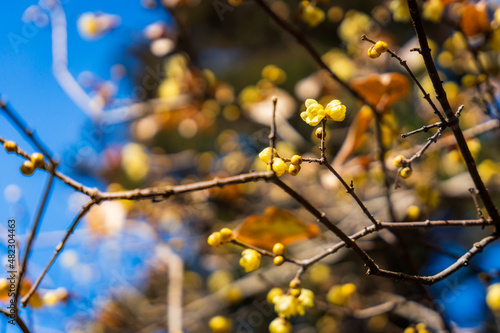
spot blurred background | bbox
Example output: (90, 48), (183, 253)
(1, 0), (500, 332)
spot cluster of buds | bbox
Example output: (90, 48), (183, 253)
(394, 154), (413, 179)
(259, 148), (303, 177)
(4, 141), (46, 176)
(207, 228), (234, 247)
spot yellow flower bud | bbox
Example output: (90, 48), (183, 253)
(273, 243), (286, 256)
(374, 41), (389, 54)
(315, 127), (324, 139)
(367, 46), (381, 59)
(290, 288), (301, 297)
(403, 328), (416, 333)
(20, 160), (35, 176)
(274, 256), (284, 266)
(207, 232), (222, 247)
(209, 315), (231, 333)
(3, 141), (17, 153)
(400, 167), (413, 179)
(269, 317), (292, 333)
(31, 153), (45, 169)
(406, 205), (420, 220)
(394, 155), (405, 168)
(219, 228), (234, 242)
(290, 155), (302, 165)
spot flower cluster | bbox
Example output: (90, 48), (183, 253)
(267, 284), (315, 320)
(300, 98), (346, 126)
(3, 141), (46, 176)
(258, 148), (303, 177)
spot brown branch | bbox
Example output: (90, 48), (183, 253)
(269, 97), (278, 151)
(21, 201), (97, 307)
(406, 0), (500, 225)
(0, 99), (55, 165)
(271, 177), (381, 275)
(361, 35), (445, 123)
(15, 172), (55, 311)
(322, 161), (380, 227)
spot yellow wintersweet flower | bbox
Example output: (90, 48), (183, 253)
(301, 99), (326, 126)
(298, 288), (314, 308)
(239, 249), (261, 273)
(325, 99), (346, 122)
(274, 294), (302, 318)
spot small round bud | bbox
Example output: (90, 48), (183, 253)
(4, 141), (17, 153)
(400, 167), (413, 179)
(219, 228), (234, 242)
(486, 283), (500, 311)
(415, 323), (427, 331)
(269, 318), (292, 333)
(315, 127), (324, 139)
(209, 315), (231, 333)
(290, 288), (301, 297)
(272, 243), (286, 256)
(394, 154), (405, 168)
(208, 232), (222, 247)
(367, 46), (381, 59)
(406, 205), (420, 220)
(20, 160), (35, 176)
(288, 164), (300, 176)
(273, 256), (284, 266)
(31, 153), (45, 169)
(289, 279), (301, 289)
(290, 155), (302, 165)
(374, 41), (389, 54)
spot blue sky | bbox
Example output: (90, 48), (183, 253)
(0, 1), (167, 331)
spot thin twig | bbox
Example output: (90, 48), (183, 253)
(15, 173), (55, 311)
(0, 100), (54, 165)
(21, 201), (97, 306)
(361, 35), (445, 123)
(402, 122), (442, 138)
